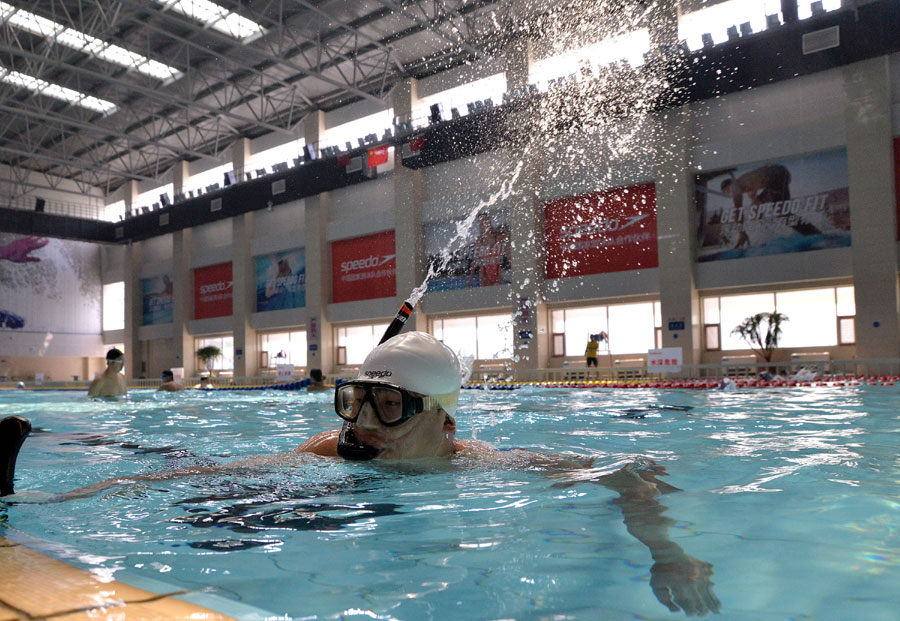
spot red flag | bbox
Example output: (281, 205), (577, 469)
(367, 145), (389, 167)
(336, 154), (350, 167)
(409, 135), (425, 152)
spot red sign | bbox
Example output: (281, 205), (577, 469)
(368, 145), (389, 168)
(194, 262), (233, 319)
(331, 231), (396, 303)
(544, 183), (658, 279)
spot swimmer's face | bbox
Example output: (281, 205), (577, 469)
(350, 392), (454, 459)
(107, 357), (125, 370)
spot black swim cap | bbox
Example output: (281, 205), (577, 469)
(161, 370), (174, 380)
(106, 347), (124, 361)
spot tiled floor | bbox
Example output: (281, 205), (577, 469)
(0, 537), (233, 620)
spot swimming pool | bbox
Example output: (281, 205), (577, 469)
(2, 386), (899, 619)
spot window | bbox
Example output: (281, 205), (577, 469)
(413, 73), (507, 125)
(183, 162), (232, 196)
(529, 29), (650, 90)
(322, 110), (394, 151)
(679, 0), (785, 51)
(702, 286), (855, 351)
(336, 323), (390, 366)
(136, 184), (173, 211)
(104, 199), (125, 222)
(431, 313), (513, 361)
(260, 330), (307, 369)
(249, 139), (306, 173)
(195, 335), (234, 371)
(550, 302), (659, 356)
(102, 282), (124, 331)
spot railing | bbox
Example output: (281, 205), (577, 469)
(4, 194), (106, 220)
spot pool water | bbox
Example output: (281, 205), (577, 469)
(2, 386), (899, 620)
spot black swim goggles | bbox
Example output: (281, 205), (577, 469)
(334, 380), (435, 427)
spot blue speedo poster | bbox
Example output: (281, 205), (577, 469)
(255, 248), (306, 312)
(141, 275), (173, 325)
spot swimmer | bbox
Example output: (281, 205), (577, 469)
(157, 369), (185, 393)
(87, 348), (127, 399)
(307, 368), (329, 393)
(2, 332), (719, 615)
(194, 371), (213, 389)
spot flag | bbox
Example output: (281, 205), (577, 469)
(368, 145), (389, 167)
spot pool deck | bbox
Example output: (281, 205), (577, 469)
(0, 536), (234, 620)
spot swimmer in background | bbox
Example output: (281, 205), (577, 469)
(194, 371), (213, 390)
(720, 164), (791, 209)
(2, 332), (719, 616)
(585, 334), (600, 367)
(157, 369), (185, 393)
(307, 368), (329, 392)
(87, 348), (127, 399)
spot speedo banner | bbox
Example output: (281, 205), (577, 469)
(141, 275), (173, 325)
(255, 248), (306, 312)
(194, 262), (232, 319)
(695, 149), (850, 262)
(331, 231), (396, 303)
(544, 183), (658, 279)
(424, 208), (511, 291)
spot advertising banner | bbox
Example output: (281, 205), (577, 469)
(194, 262), (232, 319)
(255, 248), (306, 312)
(544, 183), (658, 279)
(695, 149), (850, 262)
(141, 275), (173, 325)
(424, 208), (511, 292)
(331, 231), (396, 303)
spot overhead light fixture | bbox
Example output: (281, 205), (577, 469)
(0, 66), (116, 114)
(153, 0), (265, 41)
(0, 2), (181, 82)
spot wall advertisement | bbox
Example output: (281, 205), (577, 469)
(424, 208), (511, 292)
(141, 275), (173, 325)
(331, 231), (396, 304)
(255, 248), (306, 312)
(695, 149), (850, 262)
(0, 234), (101, 333)
(194, 262), (233, 319)
(544, 182), (658, 279)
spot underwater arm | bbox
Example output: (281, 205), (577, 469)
(594, 464), (721, 616)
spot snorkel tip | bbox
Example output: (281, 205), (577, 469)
(337, 421), (380, 461)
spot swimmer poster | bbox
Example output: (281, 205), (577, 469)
(331, 231), (396, 304)
(255, 248), (306, 312)
(424, 208), (511, 291)
(140, 275), (173, 325)
(193, 262), (233, 319)
(0, 233), (101, 333)
(543, 182), (658, 279)
(695, 148), (850, 262)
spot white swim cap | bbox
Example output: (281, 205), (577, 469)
(358, 331), (462, 417)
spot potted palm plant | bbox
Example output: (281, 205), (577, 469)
(196, 345), (223, 374)
(731, 311), (789, 371)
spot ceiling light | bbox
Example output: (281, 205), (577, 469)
(0, 67), (116, 114)
(154, 0), (265, 41)
(0, 2), (181, 82)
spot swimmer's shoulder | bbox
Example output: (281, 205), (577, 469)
(453, 438), (499, 457)
(294, 429), (340, 457)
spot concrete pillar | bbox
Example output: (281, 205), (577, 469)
(504, 37), (547, 370)
(843, 56), (900, 361)
(172, 160), (189, 196)
(172, 229), (196, 378)
(391, 79), (429, 332)
(655, 106), (701, 368)
(303, 111), (334, 373)
(122, 181), (142, 378)
(231, 138), (251, 182)
(232, 212), (257, 377)
(648, 0), (679, 57)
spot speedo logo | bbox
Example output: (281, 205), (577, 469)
(199, 280), (232, 295)
(364, 370), (393, 379)
(561, 214), (649, 239)
(341, 254), (395, 274)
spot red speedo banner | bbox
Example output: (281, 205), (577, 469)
(544, 182), (658, 279)
(194, 262), (233, 319)
(331, 231), (396, 303)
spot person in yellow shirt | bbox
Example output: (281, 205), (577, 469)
(585, 334), (600, 367)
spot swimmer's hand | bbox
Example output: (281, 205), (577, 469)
(649, 550), (720, 616)
(0, 236), (48, 263)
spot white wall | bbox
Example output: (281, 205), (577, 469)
(330, 174), (395, 223)
(192, 219), (232, 249)
(254, 200), (305, 239)
(891, 52), (900, 134)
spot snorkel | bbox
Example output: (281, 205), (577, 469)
(337, 301), (414, 460)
